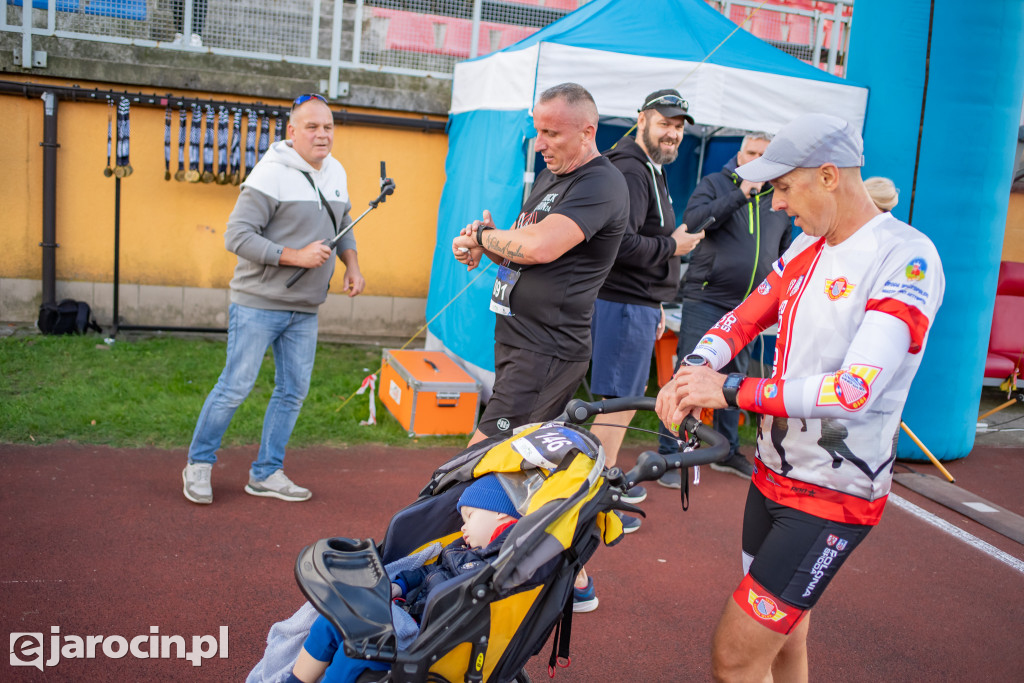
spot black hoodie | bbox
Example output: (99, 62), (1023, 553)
(680, 155), (794, 309)
(598, 135), (680, 307)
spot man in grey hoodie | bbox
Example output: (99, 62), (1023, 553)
(182, 93), (364, 505)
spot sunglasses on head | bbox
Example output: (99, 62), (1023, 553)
(643, 94), (688, 111)
(292, 93), (328, 108)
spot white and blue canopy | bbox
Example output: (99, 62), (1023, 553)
(427, 0), (869, 391)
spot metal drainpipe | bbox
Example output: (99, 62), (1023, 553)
(40, 91), (59, 306)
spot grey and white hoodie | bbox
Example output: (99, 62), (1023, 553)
(224, 139), (354, 313)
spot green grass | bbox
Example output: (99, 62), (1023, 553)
(0, 333), (467, 449)
(0, 332), (753, 450)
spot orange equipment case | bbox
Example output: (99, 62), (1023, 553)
(379, 349), (482, 437)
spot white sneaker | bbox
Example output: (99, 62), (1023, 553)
(171, 32), (184, 45)
(245, 470), (311, 502)
(183, 463), (213, 504)
(188, 33), (203, 47)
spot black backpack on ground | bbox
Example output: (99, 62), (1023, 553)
(37, 299), (102, 335)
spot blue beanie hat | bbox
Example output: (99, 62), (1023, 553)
(457, 474), (521, 519)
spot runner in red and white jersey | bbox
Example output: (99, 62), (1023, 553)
(693, 212), (944, 524)
(655, 114), (945, 682)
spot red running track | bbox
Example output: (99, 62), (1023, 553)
(2, 442), (1023, 682)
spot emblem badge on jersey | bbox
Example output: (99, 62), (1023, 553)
(699, 335), (715, 347)
(747, 590), (787, 622)
(763, 383), (778, 399)
(816, 364), (880, 409)
(787, 275), (805, 296)
(834, 370), (870, 410)
(496, 417), (512, 432)
(905, 257), (927, 281)
(824, 277), (856, 301)
(757, 280), (771, 296)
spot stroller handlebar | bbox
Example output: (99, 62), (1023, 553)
(557, 396), (732, 486)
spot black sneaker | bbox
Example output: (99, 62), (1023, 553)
(620, 484), (647, 504)
(710, 452), (755, 479)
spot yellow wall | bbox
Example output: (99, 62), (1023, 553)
(1, 76), (448, 299)
(1005, 193), (1024, 263)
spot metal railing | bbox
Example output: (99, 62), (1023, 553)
(707, 0), (854, 76)
(4, 0), (852, 90)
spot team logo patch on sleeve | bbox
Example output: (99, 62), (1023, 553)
(757, 280), (772, 296)
(816, 365), (880, 409)
(905, 258), (927, 281)
(833, 370), (870, 410)
(824, 277), (855, 300)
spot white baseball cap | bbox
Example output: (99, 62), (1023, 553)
(737, 113), (864, 182)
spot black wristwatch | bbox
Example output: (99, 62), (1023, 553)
(722, 373), (745, 408)
(476, 227), (493, 247)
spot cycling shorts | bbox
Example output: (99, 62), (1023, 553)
(733, 483), (873, 634)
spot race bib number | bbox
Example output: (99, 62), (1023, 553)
(489, 264), (520, 316)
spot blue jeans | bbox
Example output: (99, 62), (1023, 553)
(657, 299), (750, 457)
(188, 303), (318, 481)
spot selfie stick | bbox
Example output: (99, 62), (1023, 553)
(286, 162), (395, 288)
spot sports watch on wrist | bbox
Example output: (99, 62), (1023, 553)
(683, 353), (709, 367)
(722, 372), (745, 408)
(476, 227), (493, 247)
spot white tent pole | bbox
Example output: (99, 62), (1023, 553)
(470, 0), (483, 59)
(812, 10), (824, 69)
(523, 137), (537, 205)
(827, 2), (842, 74)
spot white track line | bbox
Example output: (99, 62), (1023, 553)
(888, 494), (1024, 575)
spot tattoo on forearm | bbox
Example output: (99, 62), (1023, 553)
(483, 233), (525, 260)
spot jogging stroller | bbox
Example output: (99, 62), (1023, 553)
(294, 396), (728, 683)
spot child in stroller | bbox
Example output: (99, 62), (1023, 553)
(289, 474), (531, 682)
(250, 397), (727, 683)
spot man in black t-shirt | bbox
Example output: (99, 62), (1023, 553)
(452, 83), (628, 446)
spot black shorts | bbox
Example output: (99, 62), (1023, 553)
(734, 484), (873, 634)
(477, 342), (589, 437)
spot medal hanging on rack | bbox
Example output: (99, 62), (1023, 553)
(216, 106), (229, 184)
(113, 97), (133, 178)
(257, 111), (270, 161)
(186, 104), (201, 183)
(174, 106), (187, 181)
(103, 100), (114, 177)
(201, 105), (215, 183)
(163, 104), (172, 181)
(229, 109), (242, 186)
(244, 109), (257, 179)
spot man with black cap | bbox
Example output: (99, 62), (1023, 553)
(588, 89), (705, 513)
(655, 113), (945, 681)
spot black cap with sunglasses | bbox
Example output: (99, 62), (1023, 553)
(640, 89), (694, 125)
